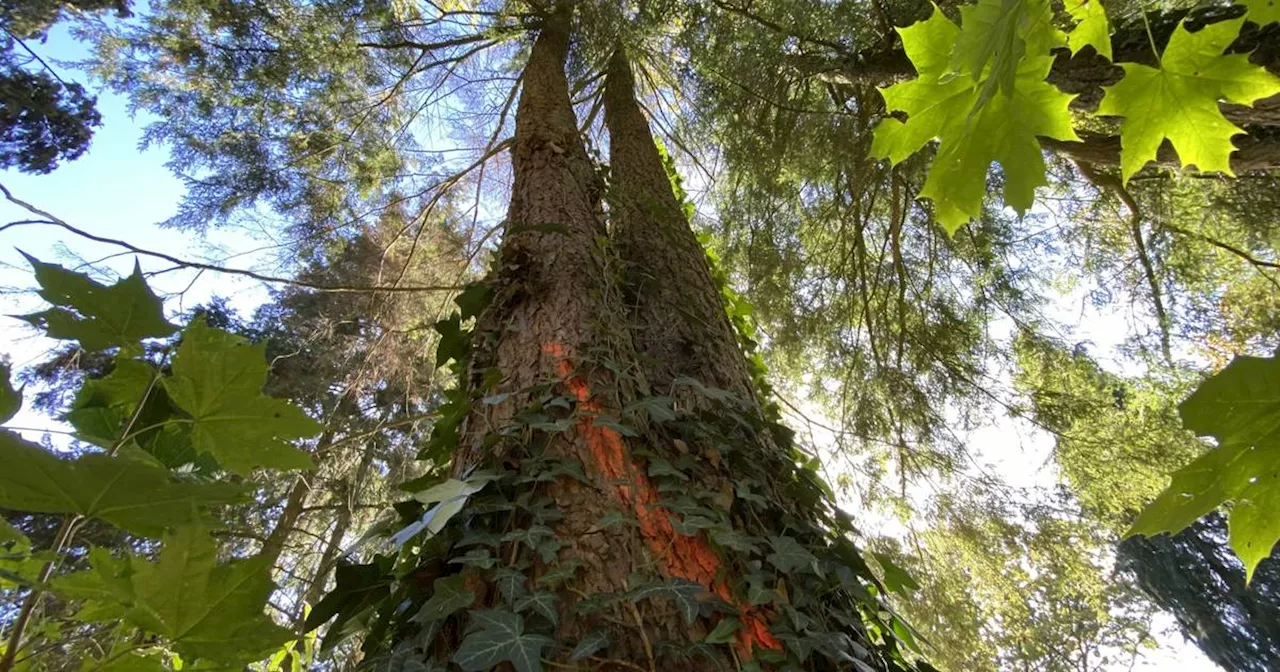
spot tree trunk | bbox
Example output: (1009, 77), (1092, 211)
(388, 8), (914, 672)
(443, 2), (683, 664)
(297, 441), (376, 629)
(603, 47), (756, 400)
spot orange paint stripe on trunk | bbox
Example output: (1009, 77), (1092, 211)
(541, 343), (783, 658)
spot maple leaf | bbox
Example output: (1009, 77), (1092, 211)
(1241, 0), (1280, 27)
(1098, 18), (1280, 182)
(873, 6), (1078, 232)
(1065, 0), (1112, 59)
(1129, 355), (1280, 580)
(19, 254), (176, 352)
(53, 526), (294, 664)
(0, 431), (244, 537)
(950, 0), (1064, 99)
(164, 319), (320, 475)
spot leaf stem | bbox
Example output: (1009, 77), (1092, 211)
(2, 352), (170, 671)
(0, 515), (80, 672)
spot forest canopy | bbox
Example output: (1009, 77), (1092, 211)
(0, 0), (1279, 671)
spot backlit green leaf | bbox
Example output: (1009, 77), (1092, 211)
(64, 357), (156, 447)
(872, 6), (1078, 231)
(1131, 355), (1280, 579)
(872, 552), (922, 597)
(19, 254), (176, 351)
(164, 319), (320, 475)
(1098, 19), (1280, 182)
(1241, 0), (1280, 26)
(1180, 355), (1280, 447)
(1065, 0), (1111, 59)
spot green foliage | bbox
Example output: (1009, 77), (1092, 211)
(0, 58), (102, 173)
(626, 578), (705, 625)
(568, 629), (609, 661)
(0, 363), (20, 423)
(414, 575), (474, 622)
(1064, 0), (1111, 59)
(873, 552), (922, 598)
(53, 526), (294, 663)
(872, 2), (1078, 231)
(1242, 0), (1280, 26)
(20, 254), (177, 352)
(451, 609), (554, 672)
(0, 433), (243, 536)
(1099, 18), (1280, 183)
(164, 319), (319, 475)
(2, 256), (320, 668)
(873, 0), (1280, 229)
(1131, 355), (1280, 579)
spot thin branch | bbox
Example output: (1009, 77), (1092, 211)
(1073, 161), (1173, 364)
(0, 184), (463, 294)
(1162, 223), (1280, 289)
(355, 32), (497, 52)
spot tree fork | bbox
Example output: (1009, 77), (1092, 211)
(390, 8), (915, 671)
(433, 4), (743, 667)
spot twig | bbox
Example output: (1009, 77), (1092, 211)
(0, 184), (462, 294)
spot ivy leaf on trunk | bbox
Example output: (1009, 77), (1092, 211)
(451, 609), (554, 672)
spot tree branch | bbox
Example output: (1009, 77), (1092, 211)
(0, 184), (463, 294)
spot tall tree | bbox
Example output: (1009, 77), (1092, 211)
(314, 5), (919, 671)
(1119, 514), (1280, 672)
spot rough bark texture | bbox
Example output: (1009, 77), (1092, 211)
(603, 48), (758, 400)
(445, 6), (728, 666)
(1042, 131), (1280, 174)
(602, 45), (796, 660)
(399, 10), (900, 672)
(453, 0), (643, 622)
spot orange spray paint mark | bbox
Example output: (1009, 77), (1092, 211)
(541, 343), (783, 658)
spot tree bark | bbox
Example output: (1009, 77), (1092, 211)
(443, 3), (697, 665)
(297, 442), (376, 629)
(603, 47), (756, 399)
(1042, 131), (1280, 174)
(390, 9), (905, 672)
